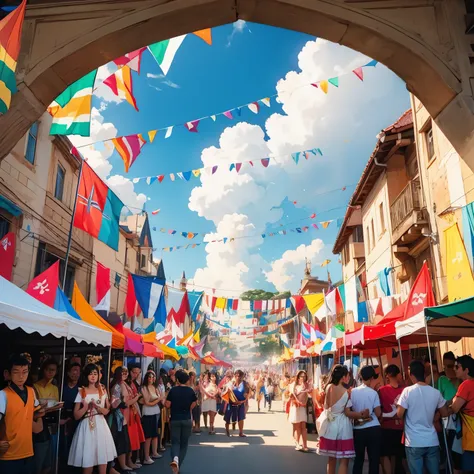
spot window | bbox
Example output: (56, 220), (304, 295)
(370, 220), (375, 249)
(25, 122), (38, 165)
(379, 203), (386, 234)
(0, 215), (9, 239)
(426, 125), (435, 161)
(54, 164), (65, 201)
(366, 226), (371, 252)
(141, 254), (146, 268)
(353, 225), (364, 243)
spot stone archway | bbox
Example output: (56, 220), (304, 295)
(1, 0), (473, 167)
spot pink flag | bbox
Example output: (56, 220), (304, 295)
(261, 158), (270, 168)
(236, 163), (242, 173)
(353, 67), (364, 81)
(223, 110), (233, 120)
(113, 47), (146, 73)
(112, 134), (147, 172)
(185, 120), (200, 132)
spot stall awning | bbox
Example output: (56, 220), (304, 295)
(0, 195), (22, 217)
(72, 283), (124, 349)
(0, 277), (111, 346)
(396, 297), (474, 340)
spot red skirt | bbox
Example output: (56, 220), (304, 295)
(128, 410), (145, 451)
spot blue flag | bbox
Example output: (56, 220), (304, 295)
(131, 275), (166, 325)
(54, 287), (81, 320)
(187, 290), (203, 321)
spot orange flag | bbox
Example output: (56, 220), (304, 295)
(193, 28), (212, 45)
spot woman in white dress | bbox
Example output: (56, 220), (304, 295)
(201, 372), (219, 434)
(316, 365), (361, 474)
(68, 363), (117, 474)
(289, 370), (312, 452)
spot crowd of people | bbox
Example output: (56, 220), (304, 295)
(0, 353), (258, 474)
(307, 352), (474, 474)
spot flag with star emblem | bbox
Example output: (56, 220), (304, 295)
(74, 161), (124, 250)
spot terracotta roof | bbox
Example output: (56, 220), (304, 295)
(383, 109), (413, 134)
(332, 109), (413, 254)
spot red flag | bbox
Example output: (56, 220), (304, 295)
(74, 161), (108, 239)
(124, 273), (137, 318)
(232, 299), (239, 311)
(211, 297), (217, 312)
(403, 262), (435, 320)
(112, 47), (146, 73)
(95, 262), (111, 315)
(292, 295), (306, 313)
(0, 232), (15, 281)
(26, 261), (59, 307)
(374, 298), (384, 318)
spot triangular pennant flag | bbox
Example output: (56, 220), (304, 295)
(112, 134), (147, 172)
(182, 171), (192, 181)
(321, 221), (331, 229)
(192, 169), (201, 177)
(235, 107), (242, 116)
(319, 80), (329, 94)
(223, 110), (233, 120)
(321, 259), (331, 267)
(236, 163), (242, 173)
(261, 158), (270, 168)
(112, 47), (146, 74)
(353, 67), (364, 81)
(328, 77), (339, 88)
(26, 261), (59, 308)
(185, 120), (199, 132)
(104, 65), (138, 111)
(364, 59), (378, 67)
(192, 28), (212, 45)
(210, 115), (216, 121)
(311, 83), (318, 89)
(261, 97), (271, 107)
(169, 173), (175, 181)
(158, 175), (165, 183)
(176, 172), (184, 180)
(212, 165), (218, 174)
(165, 126), (173, 139)
(148, 35), (187, 75)
(132, 275), (166, 324)
(148, 130), (157, 142)
(248, 102), (260, 114)
(291, 152), (300, 164)
(132, 177), (140, 184)
(149, 177), (157, 185)
(229, 163), (235, 172)
(124, 273), (138, 317)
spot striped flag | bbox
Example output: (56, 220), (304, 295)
(49, 69), (97, 136)
(148, 35), (186, 75)
(0, 0), (26, 114)
(112, 47), (145, 73)
(112, 134), (147, 172)
(104, 65), (138, 111)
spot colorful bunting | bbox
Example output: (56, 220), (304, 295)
(104, 65), (138, 111)
(0, 0), (27, 115)
(193, 28), (212, 45)
(148, 130), (157, 142)
(328, 77), (339, 88)
(49, 70), (98, 136)
(319, 80), (329, 94)
(148, 35), (186, 75)
(112, 133), (147, 172)
(112, 47), (146, 73)
(353, 67), (363, 81)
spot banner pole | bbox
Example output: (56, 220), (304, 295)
(424, 317), (435, 387)
(62, 157), (84, 290)
(397, 338), (406, 380)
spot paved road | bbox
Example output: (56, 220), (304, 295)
(141, 400), (326, 474)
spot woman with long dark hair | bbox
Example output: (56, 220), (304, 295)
(68, 364), (116, 474)
(141, 371), (163, 464)
(126, 365), (145, 468)
(201, 372), (219, 435)
(109, 366), (136, 472)
(288, 370), (311, 452)
(316, 365), (362, 474)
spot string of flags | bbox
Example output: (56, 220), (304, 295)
(69, 58), (379, 173)
(130, 145), (323, 185)
(161, 216), (341, 252)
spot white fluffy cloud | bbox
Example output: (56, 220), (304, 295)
(265, 239), (325, 292)
(69, 107), (117, 178)
(106, 175), (147, 213)
(94, 64), (123, 104)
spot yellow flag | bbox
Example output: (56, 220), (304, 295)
(215, 297), (226, 309)
(302, 293), (324, 315)
(445, 223), (474, 302)
(319, 80), (329, 94)
(321, 221), (331, 229)
(321, 259), (331, 267)
(148, 130), (157, 143)
(192, 169), (201, 177)
(193, 328), (201, 343)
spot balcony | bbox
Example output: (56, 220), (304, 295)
(390, 180), (428, 245)
(350, 242), (365, 259)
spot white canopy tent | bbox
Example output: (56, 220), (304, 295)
(0, 277), (111, 347)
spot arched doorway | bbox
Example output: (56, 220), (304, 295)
(1, 0), (472, 167)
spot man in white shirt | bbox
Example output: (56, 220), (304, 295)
(397, 359), (448, 474)
(350, 365), (382, 474)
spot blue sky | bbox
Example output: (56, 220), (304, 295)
(73, 21), (410, 296)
